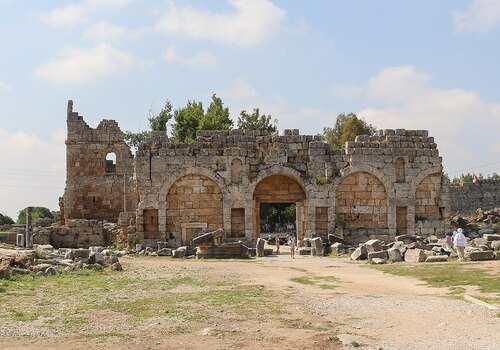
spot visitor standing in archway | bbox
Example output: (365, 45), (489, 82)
(288, 233), (296, 258)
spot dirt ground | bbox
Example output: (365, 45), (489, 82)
(1, 245), (499, 350)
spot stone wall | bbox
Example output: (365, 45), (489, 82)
(62, 101), (137, 223)
(450, 180), (500, 214)
(34, 220), (116, 248)
(62, 102), (451, 246)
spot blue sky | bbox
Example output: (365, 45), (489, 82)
(1, 0), (499, 219)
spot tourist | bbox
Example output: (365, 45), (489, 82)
(275, 235), (280, 254)
(453, 228), (467, 261)
(452, 226), (459, 237)
(288, 233), (296, 258)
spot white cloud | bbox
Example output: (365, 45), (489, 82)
(83, 21), (149, 41)
(0, 129), (66, 219)
(0, 81), (11, 92)
(453, 0), (500, 33)
(33, 43), (137, 84)
(334, 65), (500, 175)
(216, 78), (257, 101)
(39, 0), (133, 28)
(156, 0), (285, 46)
(162, 45), (218, 67)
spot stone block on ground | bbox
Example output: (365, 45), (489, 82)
(256, 238), (266, 257)
(407, 242), (431, 251)
(387, 247), (403, 262)
(468, 250), (495, 261)
(425, 255), (448, 263)
(110, 262), (123, 271)
(328, 234), (346, 245)
(157, 248), (173, 256)
(490, 241), (500, 250)
(392, 241), (406, 254)
(310, 237), (323, 256)
(371, 257), (387, 264)
(395, 234), (414, 243)
(298, 247), (311, 255)
(351, 246), (367, 261)
(14, 252), (35, 269)
(483, 234), (500, 241)
(364, 239), (382, 253)
(367, 251), (388, 261)
(331, 243), (348, 255)
(404, 248), (426, 263)
(173, 247), (187, 258)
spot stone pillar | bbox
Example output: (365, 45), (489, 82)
(25, 206), (33, 248)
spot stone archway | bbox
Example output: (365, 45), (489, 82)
(166, 174), (223, 245)
(335, 172), (388, 244)
(253, 174), (307, 239)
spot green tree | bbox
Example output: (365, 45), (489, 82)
(237, 108), (277, 134)
(200, 94), (233, 131)
(125, 100), (174, 147)
(16, 207), (55, 225)
(0, 213), (14, 225)
(323, 113), (377, 149)
(172, 100), (205, 143)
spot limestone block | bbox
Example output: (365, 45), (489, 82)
(387, 247), (403, 262)
(483, 234), (500, 241)
(404, 249), (426, 263)
(468, 251), (495, 261)
(351, 246), (367, 261)
(310, 237), (323, 256)
(364, 239), (382, 252)
(371, 257), (387, 264)
(367, 250), (388, 261)
(256, 238), (266, 257)
(424, 255), (449, 263)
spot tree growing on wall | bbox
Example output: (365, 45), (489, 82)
(16, 206), (55, 225)
(172, 94), (235, 142)
(237, 108), (277, 134)
(125, 100), (174, 148)
(323, 113), (377, 149)
(126, 94), (276, 145)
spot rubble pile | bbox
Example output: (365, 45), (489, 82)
(452, 208), (500, 226)
(0, 244), (125, 279)
(343, 229), (499, 264)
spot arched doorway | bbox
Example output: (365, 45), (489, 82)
(253, 174), (306, 239)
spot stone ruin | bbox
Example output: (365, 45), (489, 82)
(52, 100), (453, 250)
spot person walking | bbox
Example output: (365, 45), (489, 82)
(453, 228), (467, 261)
(288, 233), (296, 258)
(275, 235), (280, 254)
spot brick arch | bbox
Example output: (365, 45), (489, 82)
(159, 167), (227, 202)
(251, 165), (308, 197)
(409, 166), (443, 195)
(253, 174), (306, 202)
(335, 171), (388, 245)
(165, 174), (223, 237)
(335, 164), (394, 195)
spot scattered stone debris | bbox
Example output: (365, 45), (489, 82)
(193, 228), (251, 259)
(336, 226), (500, 264)
(0, 244), (124, 279)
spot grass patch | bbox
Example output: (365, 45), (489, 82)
(371, 263), (500, 294)
(290, 275), (339, 290)
(11, 310), (38, 322)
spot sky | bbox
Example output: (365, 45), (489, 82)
(1, 0), (499, 220)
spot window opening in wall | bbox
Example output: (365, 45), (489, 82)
(259, 203), (296, 239)
(92, 196), (96, 204)
(106, 152), (116, 173)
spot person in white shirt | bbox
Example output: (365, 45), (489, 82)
(453, 228), (467, 261)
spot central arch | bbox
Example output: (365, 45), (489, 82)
(253, 174), (307, 239)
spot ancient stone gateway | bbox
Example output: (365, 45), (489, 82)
(61, 101), (451, 247)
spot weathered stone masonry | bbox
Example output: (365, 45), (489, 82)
(61, 101), (451, 247)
